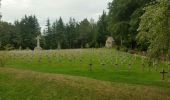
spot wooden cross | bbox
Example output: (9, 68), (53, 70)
(115, 63), (118, 68)
(89, 63), (93, 71)
(160, 69), (168, 80)
(101, 63), (105, 66)
(168, 62), (170, 71)
(38, 57), (42, 63)
(100, 63), (106, 70)
(80, 59), (82, 63)
(88, 59), (93, 71)
(141, 56), (145, 71)
(128, 62), (132, 70)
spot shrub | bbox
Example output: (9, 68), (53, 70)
(4, 44), (14, 51)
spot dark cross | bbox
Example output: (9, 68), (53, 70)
(89, 63), (93, 71)
(101, 63), (106, 70)
(101, 63), (105, 66)
(80, 59), (82, 62)
(88, 59), (93, 71)
(128, 62), (132, 70)
(115, 63), (118, 68)
(141, 56), (145, 71)
(168, 62), (170, 71)
(38, 57), (42, 63)
(160, 69), (168, 80)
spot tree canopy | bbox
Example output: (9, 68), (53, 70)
(0, 0), (169, 59)
(137, 0), (170, 58)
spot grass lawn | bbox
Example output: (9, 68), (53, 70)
(0, 68), (169, 100)
(4, 49), (170, 87)
(0, 49), (170, 99)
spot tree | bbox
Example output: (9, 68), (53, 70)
(0, 21), (18, 50)
(19, 15), (41, 49)
(44, 18), (53, 49)
(137, 0), (170, 58)
(0, 15), (41, 50)
(45, 18), (52, 35)
(77, 19), (93, 48)
(89, 18), (98, 48)
(65, 18), (78, 48)
(107, 0), (154, 48)
(97, 11), (109, 47)
(47, 17), (66, 49)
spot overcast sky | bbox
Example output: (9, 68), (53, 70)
(1, 0), (112, 29)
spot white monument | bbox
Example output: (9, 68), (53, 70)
(34, 35), (42, 50)
(105, 36), (114, 48)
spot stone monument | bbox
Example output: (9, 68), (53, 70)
(34, 35), (42, 50)
(105, 36), (114, 48)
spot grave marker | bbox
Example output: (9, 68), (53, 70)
(101, 63), (106, 70)
(141, 56), (145, 71)
(88, 59), (93, 71)
(160, 69), (168, 80)
(34, 35), (42, 50)
(168, 62), (170, 71)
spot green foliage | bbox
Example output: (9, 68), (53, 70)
(44, 18), (98, 49)
(97, 11), (109, 47)
(77, 19), (92, 47)
(5, 49), (170, 88)
(0, 68), (169, 100)
(0, 15), (40, 50)
(0, 21), (18, 50)
(0, 0), (169, 58)
(19, 15), (41, 49)
(4, 44), (14, 50)
(137, 0), (170, 58)
(108, 0), (153, 48)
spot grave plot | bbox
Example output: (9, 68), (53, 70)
(2, 49), (169, 87)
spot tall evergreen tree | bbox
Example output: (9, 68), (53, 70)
(97, 11), (109, 47)
(19, 15), (41, 49)
(77, 19), (92, 48)
(66, 18), (78, 48)
(44, 18), (53, 49)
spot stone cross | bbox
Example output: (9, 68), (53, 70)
(34, 35), (42, 50)
(160, 69), (168, 80)
(36, 35), (41, 48)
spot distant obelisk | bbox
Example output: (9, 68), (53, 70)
(0, 0), (2, 21)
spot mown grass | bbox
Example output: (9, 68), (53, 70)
(3, 49), (170, 88)
(0, 68), (169, 100)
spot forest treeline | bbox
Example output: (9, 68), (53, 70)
(0, 0), (169, 58)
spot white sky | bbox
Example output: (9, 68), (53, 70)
(1, 0), (112, 29)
